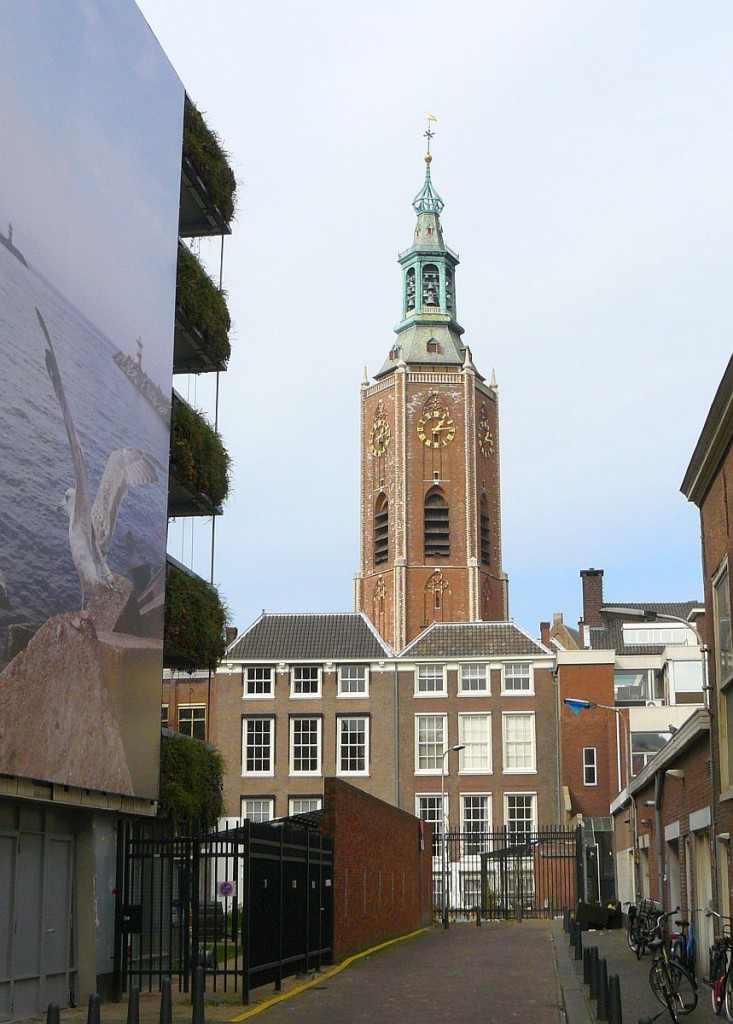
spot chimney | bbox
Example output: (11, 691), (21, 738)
(225, 626), (238, 647)
(540, 621), (551, 647)
(580, 568), (604, 628)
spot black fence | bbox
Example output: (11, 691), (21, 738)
(432, 825), (582, 920)
(117, 819), (333, 1004)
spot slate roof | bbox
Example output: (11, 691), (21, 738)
(589, 601), (703, 655)
(401, 621), (550, 659)
(226, 613), (393, 661)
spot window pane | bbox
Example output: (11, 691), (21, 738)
(338, 716), (368, 773)
(715, 568), (733, 685)
(289, 797), (322, 815)
(459, 715), (490, 771)
(417, 795), (444, 836)
(459, 665), (488, 693)
(339, 665), (367, 694)
(293, 667), (319, 694)
(504, 714), (535, 770)
(292, 718), (320, 773)
(416, 715), (444, 770)
(614, 670), (650, 704)
(241, 798), (272, 822)
(461, 795), (490, 854)
(506, 795), (534, 841)
(417, 665), (444, 693)
(243, 718), (272, 774)
(245, 667), (273, 695)
(631, 731), (671, 775)
(583, 747), (597, 786)
(178, 706), (206, 741)
(504, 664), (531, 691)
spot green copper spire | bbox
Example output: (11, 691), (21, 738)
(412, 120), (444, 215)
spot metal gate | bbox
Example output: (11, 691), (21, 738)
(118, 819), (333, 1003)
(433, 825), (581, 920)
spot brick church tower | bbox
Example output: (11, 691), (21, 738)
(354, 132), (508, 650)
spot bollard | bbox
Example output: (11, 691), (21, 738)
(47, 1005), (60, 1024)
(569, 918), (577, 946)
(574, 926), (583, 961)
(192, 966), (205, 1024)
(475, 905), (481, 927)
(126, 986), (139, 1024)
(160, 977), (172, 1024)
(596, 957), (609, 1021)
(87, 994), (101, 1024)
(608, 974), (623, 1024)
(548, 898), (554, 920)
(589, 946), (599, 1000)
(563, 907), (570, 933)
(583, 945), (592, 985)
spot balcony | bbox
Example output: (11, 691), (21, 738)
(174, 244), (231, 373)
(179, 96), (236, 237)
(163, 557), (227, 671)
(168, 392), (230, 516)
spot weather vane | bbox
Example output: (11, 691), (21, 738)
(424, 112), (437, 154)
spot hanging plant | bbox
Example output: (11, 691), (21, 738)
(183, 96), (236, 226)
(164, 561), (228, 671)
(159, 733), (225, 831)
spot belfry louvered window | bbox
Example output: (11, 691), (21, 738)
(480, 494), (490, 565)
(374, 495), (389, 564)
(424, 490), (449, 558)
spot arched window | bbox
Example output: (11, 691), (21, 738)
(480, 494), (490, 565)
(422, 264), (439, 307)
(424, 489), (449, 559)
(374, 494), (389, 565)
(405, 267), (416, 312)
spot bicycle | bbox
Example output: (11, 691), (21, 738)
(706, 909), (733, 1018)
(669, 914), (695, 983)
(625, 900), (641, 953)
(647, 910), (698, 1022)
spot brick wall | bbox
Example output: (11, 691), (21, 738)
(320, 778), (433, 960)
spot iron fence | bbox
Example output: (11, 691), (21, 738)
(432, 825), (582, 920)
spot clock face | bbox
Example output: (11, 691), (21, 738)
(370, 416), (391, 456)
(417, 408), (456, 448)
(478, 416), (494, 457)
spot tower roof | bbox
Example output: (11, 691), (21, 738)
(412, 154), (444, 216)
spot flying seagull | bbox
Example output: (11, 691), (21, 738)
(36, 307), (162, 611)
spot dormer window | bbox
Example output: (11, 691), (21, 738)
(389, 344), (400, 362)
(427, 339), (441, 354)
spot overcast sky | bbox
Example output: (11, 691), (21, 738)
(137, 0), (733, 642)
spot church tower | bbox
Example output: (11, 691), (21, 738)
(355, 130), (508, 651)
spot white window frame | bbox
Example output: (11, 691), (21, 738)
(415, 794), (447, 837)
(338, 664), (369, 697)
(240, 797), (274, 822)
(502, 712), (537, 773)
(415, 664), (447, 697)
(178, 704), (206, 740)
(289, 717), (322, 776)
(288, 796), (322, 815)
(583, 747), (597, 786)
(244, 666), (274, 698)
(161, 704), (169, 729)
(290, 665), (322, 699)
(714, 560), (733, 688)
(458, 713), (492, 774)
(241, 716), (275, 777)
(336, 715), (370, 776)
(504, 792), (537, 837)
(501, 662), (534, 695)
(414, 713), (447, 774)
(458, 664), (490, 696)
(460, 793), (492, 855)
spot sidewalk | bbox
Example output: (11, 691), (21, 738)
(556, 920), (721, 1024)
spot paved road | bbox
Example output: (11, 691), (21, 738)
(239, 922), (564, 1024)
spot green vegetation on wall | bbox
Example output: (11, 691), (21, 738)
(184, 96), (237, 225)
(177, 244), (231, 367)
(170, 395), (231, 510)
(164, 560), (228, 671)
(159, 732), (225, 831)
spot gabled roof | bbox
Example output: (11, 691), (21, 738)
(226, 612), (393, 661)
(401, 621), (551, 659)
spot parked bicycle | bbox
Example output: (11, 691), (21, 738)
(647, 910), (698, 1023)
(668, 914), (696, 983)
(707, 909), (733, 1018)
(635, 898), (663, 960)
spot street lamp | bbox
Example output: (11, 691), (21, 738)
(441, 742), (465, 928)
(564, 697), (629, 794)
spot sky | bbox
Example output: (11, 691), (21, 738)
(136, 0), (733, 642)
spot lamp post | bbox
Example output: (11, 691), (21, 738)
(441, 743), (465, 929)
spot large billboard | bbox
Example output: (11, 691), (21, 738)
(0, 2), (183, 800)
